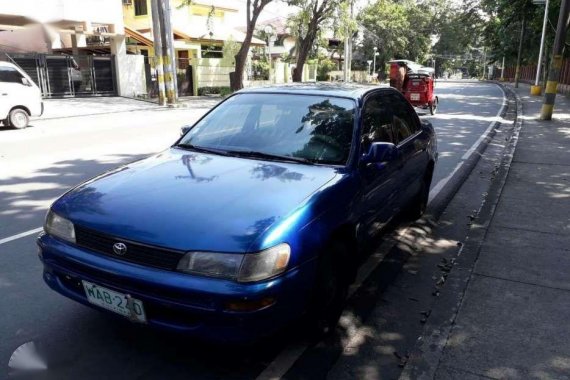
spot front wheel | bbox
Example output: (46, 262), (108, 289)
(405, 167), (433, 221)
(305, 241), (350, 338)
(429, 97), (439, 115)
(9, 108), (30, 129)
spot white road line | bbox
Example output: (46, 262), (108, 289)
(0, 227), (43, 246)
(256, 343), (309, 380)
(257, 83), (509, 380)
(428, 84), (507, 203)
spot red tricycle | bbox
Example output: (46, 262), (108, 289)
(403, 72), (439, 115)
(388, 60), (439, 115)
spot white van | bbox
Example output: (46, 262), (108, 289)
(0, 61), (43, 129)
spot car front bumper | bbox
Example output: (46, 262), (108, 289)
(37, 233), (316, 343)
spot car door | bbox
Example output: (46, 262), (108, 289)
(0, 66), (30, 119)
(0, 67), (13, 119)
(388, 93), (428, 208)
(357, 92), (401, 239)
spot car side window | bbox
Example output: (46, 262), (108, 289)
(390, 94), (420, 144)
(0, 67), (24, 84)
(361, 95), (395, 153)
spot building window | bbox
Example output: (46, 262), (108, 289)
(201, 45), (223, 59)
(134, 0), (147, 16)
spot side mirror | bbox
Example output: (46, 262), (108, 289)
(361, 142), (398, 166)
(21, 78), (32, 87)
(420, 119), (433, 131)
(180, 124), (192, 136)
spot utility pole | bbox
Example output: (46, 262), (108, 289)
(165, 0), (177, 101)
(532, 0), (550, 95)
(150, 0), (166, 106)
(348, 0), (354, 82)
(514, 16), (526, 88)
(501, 56), (505, 81)
(540, 0), (570, 120)
(157, 0), (176, 104)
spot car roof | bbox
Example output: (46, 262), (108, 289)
(0, 61), (18, 68)
(236, 82), (396, 101)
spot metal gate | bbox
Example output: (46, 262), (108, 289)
(5, 53), (116, 97)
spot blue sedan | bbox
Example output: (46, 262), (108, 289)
(38, 84), (437, 343)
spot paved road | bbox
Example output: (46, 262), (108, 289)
(0, 81), (504, 379)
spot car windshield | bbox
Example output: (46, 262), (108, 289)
(178, 93), (356, 165)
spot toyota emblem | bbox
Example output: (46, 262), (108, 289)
(113, 242), (127, 256)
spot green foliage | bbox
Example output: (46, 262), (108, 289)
(197, 86), (232, 96)
(480, 0), (561, 65)
(286, 0), (344, 80)
(317, 58), (337, 80)
(222, 38), (241, 66)
(357, 0), (438, 70)
(251, 59), (270, 80)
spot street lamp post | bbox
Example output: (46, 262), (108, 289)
(367, 60), (372, 81)
(531, 0), (550, 95)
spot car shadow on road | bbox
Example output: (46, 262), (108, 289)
(0, 154), (148, 236)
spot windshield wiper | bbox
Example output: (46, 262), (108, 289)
(225, 150), (316, 165)
(175, 143), (231, 156)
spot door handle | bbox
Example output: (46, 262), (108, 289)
(0, 93), (7, 96)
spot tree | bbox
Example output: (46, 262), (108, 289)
(287, 0), (341, 82)
(230, 0), (273, 91)
(357, 0), (421, 73)
(179, 0), (273, 91)
(481, 0), (551, 66)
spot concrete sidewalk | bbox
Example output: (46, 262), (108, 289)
(35, 96), (221, 120)
(402, 82), (570, 379)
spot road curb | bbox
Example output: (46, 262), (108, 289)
(398, 83), (524, 379)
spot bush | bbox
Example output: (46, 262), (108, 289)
(251, 60), (270, 80)
(317, 58), (337, 81)
(197, 86), (232, 96)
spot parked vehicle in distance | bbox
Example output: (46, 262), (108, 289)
(0, 61), (43, 129)
(38, 83), (438, 343)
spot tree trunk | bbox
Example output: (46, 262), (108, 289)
(232, 43), (250, 91)
(230, 1), (263, 92)
(293, 32), (315, 82)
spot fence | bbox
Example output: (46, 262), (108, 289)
(4, 53), (116, 97)
(118, 56), (318, 101)
(500, 60), (570, 95)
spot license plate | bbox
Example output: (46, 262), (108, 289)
(410, 93), (420, 101)
(82, 280), (146, 323)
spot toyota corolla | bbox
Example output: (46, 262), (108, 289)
(38, 84), (437, 343)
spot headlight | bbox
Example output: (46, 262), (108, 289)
(238, 244), (290, 282)
(176, 243), (290, 282)
(45, 210), (76, 243)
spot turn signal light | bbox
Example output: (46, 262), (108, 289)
(224, 297), (275, 312)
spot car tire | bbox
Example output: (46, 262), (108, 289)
(406, 167), (433, 221)
(429, 97), (438, 115)
(9, 108), (30, 129)
(305, 240), (350, 338)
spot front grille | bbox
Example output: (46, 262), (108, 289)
(75, 226), (184, 270)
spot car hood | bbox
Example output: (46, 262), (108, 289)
(53, 148), (338, 252)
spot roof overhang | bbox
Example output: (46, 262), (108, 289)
(125, 26), (152, 47)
